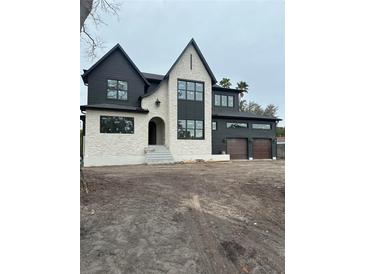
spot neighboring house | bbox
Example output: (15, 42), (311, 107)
(80, 38), (281, 166)
(276, 136), (285, 159)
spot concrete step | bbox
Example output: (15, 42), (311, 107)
(145, 145), (175, 164)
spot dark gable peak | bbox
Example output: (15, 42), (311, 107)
(81, 44), (150, 86)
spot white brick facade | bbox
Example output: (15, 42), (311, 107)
(83, 44), (215, 166)
(167, 44), (212, 161)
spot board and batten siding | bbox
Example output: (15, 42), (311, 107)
(86, 50), (147, 108)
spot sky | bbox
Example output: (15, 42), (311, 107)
(80, 0), (285, 125)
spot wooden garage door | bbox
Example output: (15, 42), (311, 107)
(253, 139), (272, 159)
(227, 139), (248, 159)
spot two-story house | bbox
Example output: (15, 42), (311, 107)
(80, 39), (280, 166)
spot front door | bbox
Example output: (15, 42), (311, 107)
(148, 121), (157, 145)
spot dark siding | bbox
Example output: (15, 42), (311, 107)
(87, 50), (147, 107)
(178, 100), (205, 120)
(212, 90), (240, 113)
(145, 80), (160, 94)
(212, 118), (277, 158)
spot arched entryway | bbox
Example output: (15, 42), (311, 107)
(148, 117), (165, 145)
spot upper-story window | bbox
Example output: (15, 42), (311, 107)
(252, 123), (271, 130)
(178, 80), (204, 102)
(228, 96), (234, 107)
(214, 94), (234, 107)
(107, 79), (128, 100)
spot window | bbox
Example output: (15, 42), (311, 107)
(178, 80), (204, 102)
(195, 83), (203, 101)
(228, 96), (234, 107)
(221, 95), (228, 107)
(214, 94), (234, 108)
(100, 116), (134, 134)
(227, 122), (247, 129)
(252, 123), (271, 130)
(214, 94), (221, 106)
(107, 80), (128, 100)
(177, 119), (204, 139)
(212, 121), (217, 131)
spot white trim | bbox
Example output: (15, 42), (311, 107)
(272, 157), (277, 160)
(249, 157), (253, 160)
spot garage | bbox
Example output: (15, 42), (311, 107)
(253, 139), (272, 159)
(227, 138), (248, 159)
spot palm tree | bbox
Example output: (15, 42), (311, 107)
(236, 81), (249, 93)
(219, 78), (232, 88)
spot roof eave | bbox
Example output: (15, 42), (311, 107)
(164, 38), (217, 85)
(80, 105), (149, 113)
(81, 44), (151, 86)
(212, 113), (281, 121)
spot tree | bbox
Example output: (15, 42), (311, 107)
(219, 78), (232, 88)
(276, 127), (285, 137)
(236, 81), (249, 93)
(239, 100), (278, 117)
(80, 0), (121, 59)
(263, 104), (279, 117)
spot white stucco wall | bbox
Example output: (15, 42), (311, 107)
(167, 44), (212, 161)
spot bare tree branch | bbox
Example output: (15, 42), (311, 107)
(80, 0), (121, 59)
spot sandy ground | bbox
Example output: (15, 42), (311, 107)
(81, 160), (284, 274)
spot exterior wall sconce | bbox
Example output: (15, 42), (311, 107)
(155, 99), (161, 106)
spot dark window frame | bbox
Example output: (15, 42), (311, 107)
(177, 79), (204, 102)
(221, 95), (228, 107)
(177, 119), (205, 140)
(228, 95), (234, 107)
(214, 94), (234, 108)
(100, 115), (134, 134)
(226, 122), (248, 129)
(252, 123), (272, 130)
(212, 121), (217, 131)
(106, 79), (128, 101)
(214, 94), (221, 106)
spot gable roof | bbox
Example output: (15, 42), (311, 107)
(81, 44), (150, 86)
(164, 38), (217, 85)
(142, 72), (164, 81)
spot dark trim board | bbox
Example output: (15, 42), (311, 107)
(165, 38), (217, 84)
(80, 104), (149, 113)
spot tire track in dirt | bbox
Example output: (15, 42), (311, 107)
(184, 192), (239, 274)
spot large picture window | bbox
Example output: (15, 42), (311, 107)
(100, 116), (134, 134)
(107, 79), (128, 100)
(227, 122), (247, 129)
(178, 80), (204, 102)
(252, 123), (271, 130)
(178, 119), (204, 139)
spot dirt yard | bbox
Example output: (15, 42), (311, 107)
(81, 160), (284, 274)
